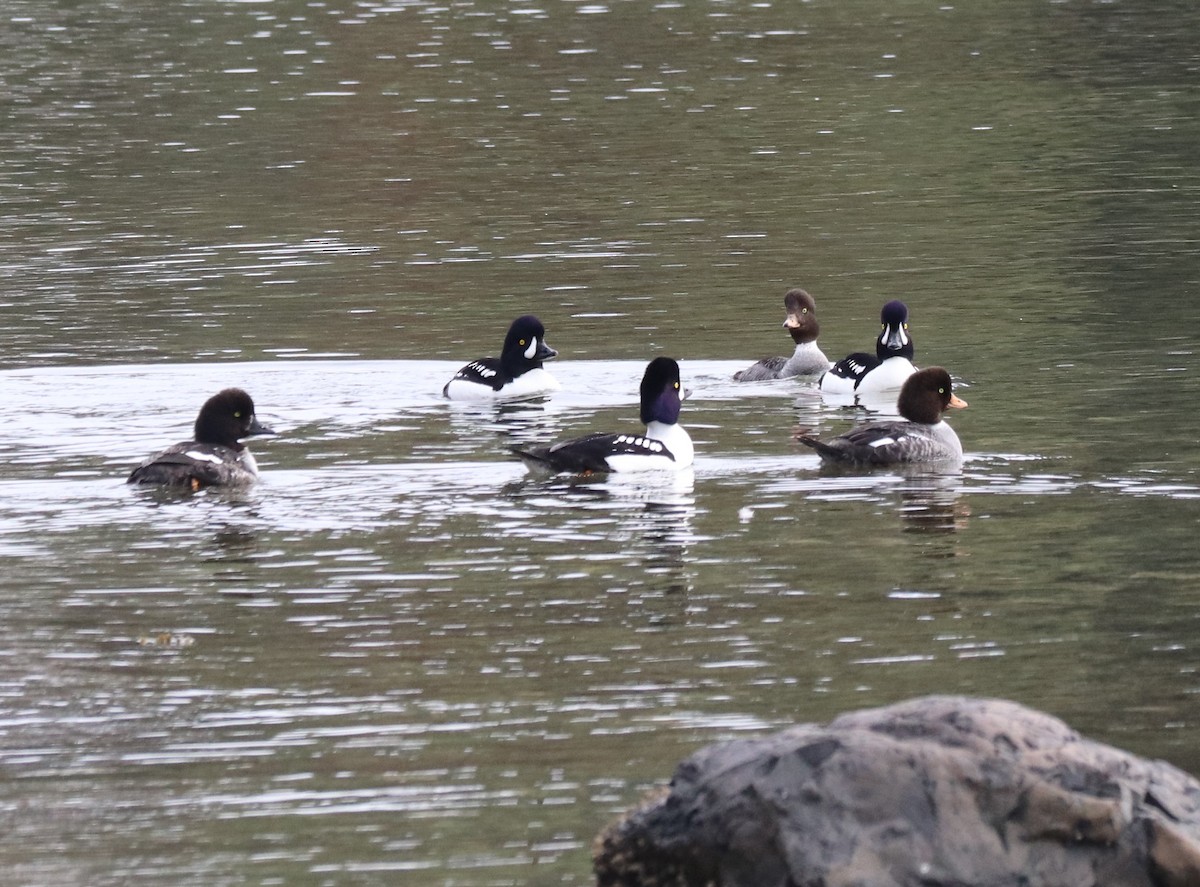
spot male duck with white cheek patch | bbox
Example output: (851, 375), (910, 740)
(443, 314), (560, 400)
(128, 388), (275, 490)
(819, 299), (918, 396)
(799, 367), (968, 465)
(512, 357), (693, 475)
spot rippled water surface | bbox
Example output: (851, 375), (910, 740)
(3, 1), (1200, 884)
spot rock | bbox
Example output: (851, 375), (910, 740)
(593, 696), (1200, 887)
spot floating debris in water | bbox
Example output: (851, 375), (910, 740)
(136, 632), (196, 649)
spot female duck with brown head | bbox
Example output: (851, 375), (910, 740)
(798, 367), (967, 465)
(734, 288), (831, 381)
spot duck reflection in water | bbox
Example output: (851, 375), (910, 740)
(205, 523), (273, 595)
(624, 496), (699, 605)
(897, 472), (971, 538)
(504, 468), (698, 604)
(124, 493), (267, 592)
(890, 472), (973, 601)
(444, 393), (565, 447)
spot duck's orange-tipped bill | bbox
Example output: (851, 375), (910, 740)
(949, 394), (968, 409)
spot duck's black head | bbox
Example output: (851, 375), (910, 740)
(876, 300), (914, 360)
(896, 367), (968, 425)
(500, 315), (557, 374)
(782, 288), (820, 345)
(639, 357), (684, 426)
(194, 388), (274, 449)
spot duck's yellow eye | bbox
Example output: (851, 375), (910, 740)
(801, 308), (808, 314)
(519, 339), (526, 346)
(674, 382), (680, 390)
(904, 323), (909, 329)
(234, 411), (242, 418)
(938, 388), (945, 395)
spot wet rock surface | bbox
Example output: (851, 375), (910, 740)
(594, 696), (1200, 887)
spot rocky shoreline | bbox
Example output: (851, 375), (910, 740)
(594, 696), (1200, 887)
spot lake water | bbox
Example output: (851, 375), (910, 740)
(3, 1), (1200, 884)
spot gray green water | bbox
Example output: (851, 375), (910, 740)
(3, 1), (1200, 883)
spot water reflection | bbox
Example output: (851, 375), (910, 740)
(4, 393), (1200, 884)
(5, 0), (1200, 880)
(632, 499), (697, 600)
(814, 389), (904, 416)
(446, 396), (571, 454)
(125, 485), (270, 583)
(898, 473), (970, 538)
(506, 467), (697, 604)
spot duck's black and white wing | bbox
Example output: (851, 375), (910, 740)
(128, 443), (233, 488)
(512, 432), (678, 475)
(799, 421), (941, 465)
(443, 358), (506, 396)
(818, 352), (879, 394)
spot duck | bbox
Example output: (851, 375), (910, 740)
(798, 367), (967, 465)
(443, 314), (560, 400)
(734, 288), (832, 381)
(512, 357), (693, 475)
(818, 300), (917, 396)
(128, 388), (274, 489)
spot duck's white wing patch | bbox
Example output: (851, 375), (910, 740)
(613, 434), (667, 454)
(185, 450), (224, 464)
(465, 361), (498, 380)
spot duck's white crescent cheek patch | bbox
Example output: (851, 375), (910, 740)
(524, 338), (538, 360)
(185, 450), (224, 464)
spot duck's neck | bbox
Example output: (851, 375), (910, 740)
(783, 341), (831, 375)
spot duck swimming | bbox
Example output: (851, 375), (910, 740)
(734, 288), (831, 381)
(128, 388), (274, 489)
(798, 367), (967, 465)
(818, 300), (916, 396)
(512, 357), (693, 475)
(443, 314), (560, 401)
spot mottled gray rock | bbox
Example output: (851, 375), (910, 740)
(594, 696), (1200, 887)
